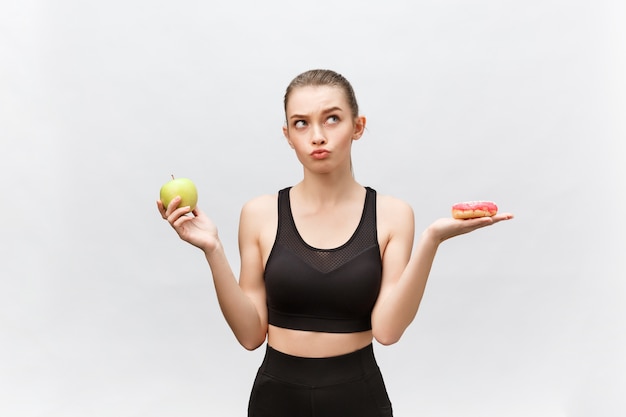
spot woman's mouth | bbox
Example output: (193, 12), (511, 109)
(311, 149), (330, 160)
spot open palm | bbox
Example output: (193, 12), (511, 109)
(429, 213), (514, 243)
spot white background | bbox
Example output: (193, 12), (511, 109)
(1, 0), (624, 416)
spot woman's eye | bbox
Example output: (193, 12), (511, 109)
(325, 115), (339, 125)
(294, 120), (306, 129)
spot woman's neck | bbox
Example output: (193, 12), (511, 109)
(293, 172), (363, 206)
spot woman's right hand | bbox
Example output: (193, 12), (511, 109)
(157, 196), (220, 252)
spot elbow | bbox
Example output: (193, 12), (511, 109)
(240, 337), (265, 351)
(372, 327), (403, 346)
(372, 314), (406, 346)
(374, 334), (401, 346)
(239, 331), (267, 351)
(242, 341), (263, 351)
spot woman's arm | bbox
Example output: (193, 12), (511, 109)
(371, 196), (513, 345)
(157, 196), (270, 350)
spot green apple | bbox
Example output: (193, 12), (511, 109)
(159, 176), (198, 210)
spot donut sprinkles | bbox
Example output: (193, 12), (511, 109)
(452, 201), (498, 219)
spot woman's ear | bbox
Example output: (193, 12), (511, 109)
(352, 116), (367, 140)
(283, 125), (294, 148)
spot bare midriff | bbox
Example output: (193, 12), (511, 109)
(267, 325), (374, 358)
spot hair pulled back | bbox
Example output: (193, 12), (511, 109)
(283, 69), (359, 119)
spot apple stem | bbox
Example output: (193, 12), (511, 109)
(171, 174), (175, 180)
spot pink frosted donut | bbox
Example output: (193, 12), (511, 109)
(452, 201), (498, 219)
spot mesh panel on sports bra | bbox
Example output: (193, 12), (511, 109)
(265, 186), (382, 333)
(278, 187), (378, 273)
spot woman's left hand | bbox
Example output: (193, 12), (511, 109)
(427, 213), (514, 244)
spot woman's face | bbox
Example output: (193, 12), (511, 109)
(283, 85), (365, 174)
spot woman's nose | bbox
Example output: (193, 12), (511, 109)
(311, 126), (327, 145)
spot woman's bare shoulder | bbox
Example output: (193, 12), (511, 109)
(240, 193), (279, 223)
(375, 192), (415, 249)
(239, 193), (279, 253)
(376, 193), (414, 220)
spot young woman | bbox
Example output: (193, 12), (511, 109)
(157, 69), (513, 416)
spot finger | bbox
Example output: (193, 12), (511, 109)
(172, 208), (194, 228)
(165, 196), (181, 217)
(464, 213), (513, 231)
(157, 200), (166, 218)
(464, 216), (495, 229)
(157, 200), (172, 219)
(491, 213), (515, 223)
(167, 205), (192, 226)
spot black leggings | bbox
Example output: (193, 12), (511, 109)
(248, 344), (393, 417)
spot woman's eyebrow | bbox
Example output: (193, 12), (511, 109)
(288, 106), (344, 120)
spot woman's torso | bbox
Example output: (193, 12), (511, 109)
(257, 185), (390, 358)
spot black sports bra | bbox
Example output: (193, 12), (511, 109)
(264, 187), (383, 333)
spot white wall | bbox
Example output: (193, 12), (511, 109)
(1, 0), (624, 416)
